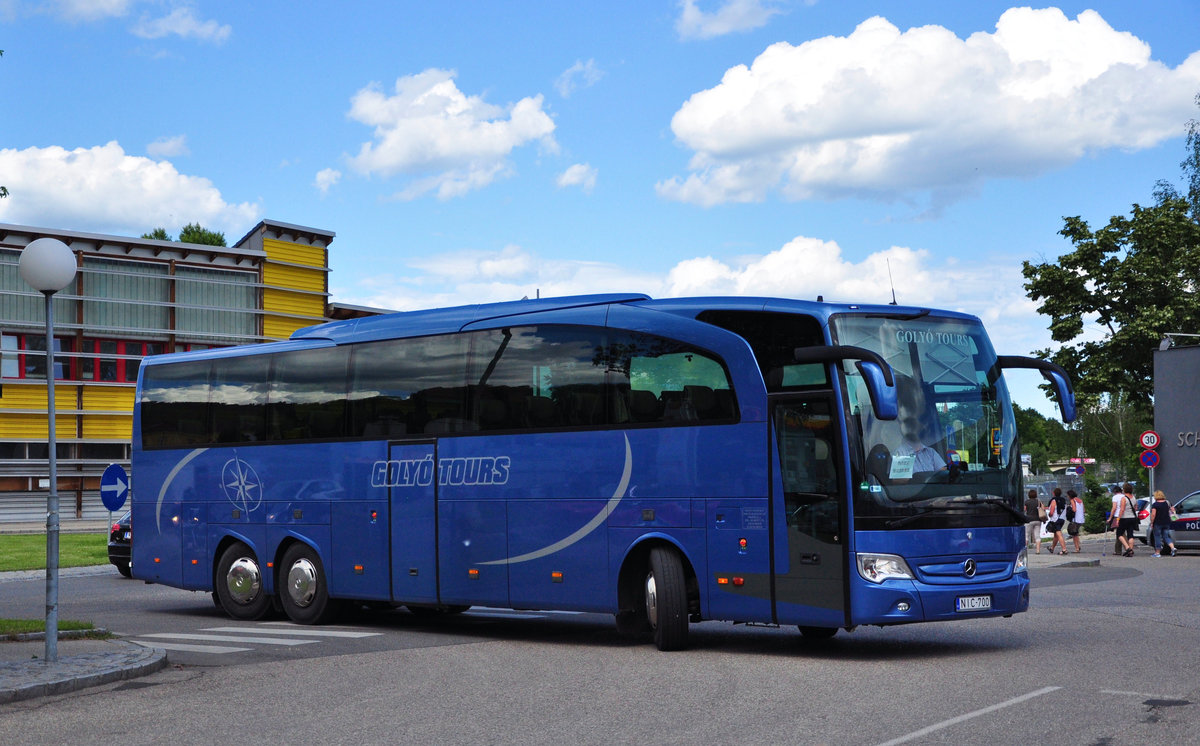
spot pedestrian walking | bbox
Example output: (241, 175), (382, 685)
(1111, 482), (1138, 557)
(1046, 487), (1068, 555)
(1149, 490), (1177, 558)
(1066, 489), (1084, 552)
(1024, 488), (1043, 553)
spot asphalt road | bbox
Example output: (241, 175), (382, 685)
(1, 552), (1196, 745)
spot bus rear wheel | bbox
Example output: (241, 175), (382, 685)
(646, 547), (688, 651)
(280, 544), (338, 624)
(215, 542), (272, 621)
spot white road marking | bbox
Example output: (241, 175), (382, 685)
(873, 687), (1060, 746)
(201, 626), (381, 638)
(137, 632), (317, 646)
(129, 640), (250, 654)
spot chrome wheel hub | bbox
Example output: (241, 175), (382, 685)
(287, 557), (319, 608)
(226, 557), (261, 605)
(645, 571), (659, 629)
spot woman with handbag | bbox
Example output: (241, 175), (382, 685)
(1066, 489), (1085, 552)
(1149, 490), (1177, 557)
(1112, 483), (1139, 557)
(1024, 489), (1043, 553)
(1046, 488), (1068, 555)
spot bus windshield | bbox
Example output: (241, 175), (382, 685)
(830, 313), (1022, 529)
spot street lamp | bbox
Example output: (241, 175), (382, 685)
(18, 237), (77, 663)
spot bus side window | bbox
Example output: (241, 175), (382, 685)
(211, 355), (268, 443)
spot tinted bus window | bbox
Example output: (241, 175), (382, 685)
(268, 346), (350, 441)
(613, 330), (736, 424)
(211, 355), (269, 443)
(348, 334), (468, 437)
(140, 359), (211, 449)
(697, 310), (826, 391)
(470, 326), (608, 430)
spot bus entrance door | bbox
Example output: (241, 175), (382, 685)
(388, 441), (439, 604)
(770, 395), (848, 628)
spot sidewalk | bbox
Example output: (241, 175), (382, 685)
(0, 638), (167, 704)
(0, 519), (111, 535)
(0, 520), (168, 704)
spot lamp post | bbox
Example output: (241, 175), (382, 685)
(19, 238), (77, 663)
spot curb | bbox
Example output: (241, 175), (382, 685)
(0, 642), (168, 705)
(0, 628), (111, 643)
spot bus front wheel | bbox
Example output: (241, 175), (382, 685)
(280, 544), (338, 624)
(215, 542), (272, 621)
(646, 547), (689, 651)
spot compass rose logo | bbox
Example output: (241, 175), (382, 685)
(221, 452), (263, 513)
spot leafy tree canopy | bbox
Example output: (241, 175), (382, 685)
(178, 222), (226, 246)
(1022, 97), (1200, 408)
(142, 223), (227, 246)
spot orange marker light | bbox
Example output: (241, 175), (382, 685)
(267, 562), (273, 568)
(468, 568), (480, 578)
(153, 557), (160, 563)
(739, 538), (748, 549)
(716, 577), (729, 585)
(191, 559), (199, 565)
(551, 571), (563, 583)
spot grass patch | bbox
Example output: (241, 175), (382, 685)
(0, 618), (95, 636)
(0, 533), (109, 572)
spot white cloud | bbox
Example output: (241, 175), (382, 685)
(0, 141), (259, 235)
(314, 168), (342, 196)
(344, 68), (557, 200)
(556, 163), (597, 192)
(659, 8), (1200, 207)
(53, 0), (131, 22)
(555, 59), (604, 98)
(132, 7), (230, 43)
(146, 134), (189, 158)
(676, 0), (782, 41)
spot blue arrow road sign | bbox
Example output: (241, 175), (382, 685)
(100, 463), (129, 512)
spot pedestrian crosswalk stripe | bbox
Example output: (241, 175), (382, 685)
(202, 625), (381, 638)
(138, 632), (317, 646)
(129, 640), (250, 654)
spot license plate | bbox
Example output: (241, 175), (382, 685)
(123, 531), (131, 540)
(955, 594), (991, 612)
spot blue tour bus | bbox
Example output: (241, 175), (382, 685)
(130, 293), (1074, 650)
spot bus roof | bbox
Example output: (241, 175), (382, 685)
(141, 293), (981, 368)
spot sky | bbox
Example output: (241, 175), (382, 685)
(2, 1), (1200, 418)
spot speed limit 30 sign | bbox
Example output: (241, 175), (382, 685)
(1140, 430), (1160, 450)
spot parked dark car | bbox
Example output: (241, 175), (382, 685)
(108, 510), (131, 577)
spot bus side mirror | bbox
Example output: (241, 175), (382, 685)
(793, 345), (898, 421)
(995, 355), (1077, 424)
(856, 360), (898, 421)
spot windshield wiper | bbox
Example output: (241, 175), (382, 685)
(885, 504), (974, 529)
(957, 498), (1028, 525)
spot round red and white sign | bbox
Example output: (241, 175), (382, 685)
(1140, 430), (1160, 449)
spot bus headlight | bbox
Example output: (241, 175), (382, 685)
(1014, 547), (1028, 573)
(856, 553), (915, 584)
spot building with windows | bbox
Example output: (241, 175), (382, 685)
(0, 220), (334, 522)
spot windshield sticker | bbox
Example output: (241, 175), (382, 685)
(889, 454), (916, 480)
(893, 329), (972, 348)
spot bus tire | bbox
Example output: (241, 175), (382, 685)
(215, 542), (272, 621)
(798, 626), (838, 640)
(646, 546), (688, 651)
(280, 543), (337, 624)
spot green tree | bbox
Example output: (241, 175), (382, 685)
(142, 224), (227, 246)
(142, 227), (173, 241)
(178, 223), (226, 246)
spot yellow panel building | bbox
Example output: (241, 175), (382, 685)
(0, 220), (334, 522)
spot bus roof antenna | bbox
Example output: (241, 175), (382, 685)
(887, 259), (898, 305)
